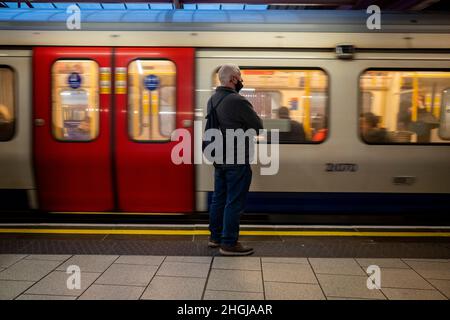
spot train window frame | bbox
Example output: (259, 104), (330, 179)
(126, 58), (177, 144)
(211, 66), (330, 144)
(50, 59), (101, 143)
(358, 67), (450, 146)
(0, 65), (16, 142)
(438, 87), (450, 140)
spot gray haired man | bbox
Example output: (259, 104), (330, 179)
(207, 64), (263, 256)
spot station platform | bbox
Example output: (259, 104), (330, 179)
(0, 224), (449, 300)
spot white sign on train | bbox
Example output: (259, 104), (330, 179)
(170, 125), (280, 176)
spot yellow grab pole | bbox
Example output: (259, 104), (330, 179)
(304, 71), (311, 140)
(412, 74), (419, 122)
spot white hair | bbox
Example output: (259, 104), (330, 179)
(218, 64), (240, 86)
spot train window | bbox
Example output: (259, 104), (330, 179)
(0, 67), (15, 141)
(360, 70), (450, 144)
(128, 60), (176, 142)
(439, 88), (450, 140)
(213, 68), (329, 144)
(52, 60), (99, 141)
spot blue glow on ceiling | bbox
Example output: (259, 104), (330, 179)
(150, 3), (174, 10)
(101, 3), (126, 10)
(196, 4), (221, 10)
(1, 2), (268, 11)
(4, 2), (23, 9)
(77, 3), (102, 10)
(52, 3), (74, 9)
(245, 5), (268, 10)
(125, 3), (150, 10)
(0, 2), (274, 23)
(29, 3), (55, 9)
(221, 4), (245, 10)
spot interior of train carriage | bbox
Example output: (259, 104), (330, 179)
(50, 58), (177, 143)
(214, 68), (450, 145)
(52, 60), (100, 141)
(360, 71), (450, 144)
(3, 64), (450, 146)
(128, 60), (176, 142)
(214, 69), (329, 143)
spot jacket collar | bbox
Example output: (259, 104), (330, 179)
(216, 86), (236, 94)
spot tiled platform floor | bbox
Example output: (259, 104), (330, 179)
(1, 254), (449, 300)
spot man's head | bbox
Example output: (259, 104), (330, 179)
(360, 112), (379, 133)
(278, 106), (290, 119)
(218, 64), (243, 92)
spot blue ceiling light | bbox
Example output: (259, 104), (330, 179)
(30, 3), (56, 9)
(77, 3), (102, 10)
(183, 4), (196, 10)
(0, 2), (269, 11)
(125, 3), (150, 10)
(101, 3), (126, 10)
(52, 3), (77, 10)
(222, 4), (245, 10)
(197, 4), (221, 10)
(3, 2), (27, 8)
(245, 4), (268, 10)
(150, 3), (174, 10)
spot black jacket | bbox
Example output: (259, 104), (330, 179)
(207, 86), (263, 165)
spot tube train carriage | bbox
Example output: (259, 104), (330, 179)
(0, 9), (450, 215)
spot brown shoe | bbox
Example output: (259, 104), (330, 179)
(219, 242), (254, 256)
(208, 239), (220, 248)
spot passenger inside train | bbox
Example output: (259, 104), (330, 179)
(360, 112), (390, 144)
(398, 93), (440, 143)
(277, 106), (306, 143)
(360, 71), (448, 144)
(215, 68), (329, 144)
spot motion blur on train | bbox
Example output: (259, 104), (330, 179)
(0, 7), (449, 216)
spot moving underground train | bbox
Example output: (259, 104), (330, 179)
(0, 7), (450, 216)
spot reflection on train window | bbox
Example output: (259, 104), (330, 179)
(214, 68), (328, 143)
(52, 60), (99, 141)
(360, 70), (450, 144)
(128, 60), (176, 142)
(0, 67), (14, 141)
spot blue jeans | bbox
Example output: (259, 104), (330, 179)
(209, 164), (252, 246)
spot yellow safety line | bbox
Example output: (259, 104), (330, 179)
(0, 228), (449, 237)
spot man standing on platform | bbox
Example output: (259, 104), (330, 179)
(206, 64), (263, 256)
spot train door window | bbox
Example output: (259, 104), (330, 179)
(0, 67), (15, 141)
(52, 60), (99, 141)
(359, 70), (450, 144)
(213, 68), (329, 143)
(128, 60), (176, 142)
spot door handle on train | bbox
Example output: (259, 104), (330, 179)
(35, 118), (45, 126)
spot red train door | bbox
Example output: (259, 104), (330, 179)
(33, 47), (114, 212)
(114, 48), (195, 212)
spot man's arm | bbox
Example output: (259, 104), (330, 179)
(239, 98), (263, 131)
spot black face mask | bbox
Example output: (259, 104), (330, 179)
(234, 80), (243, 93)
